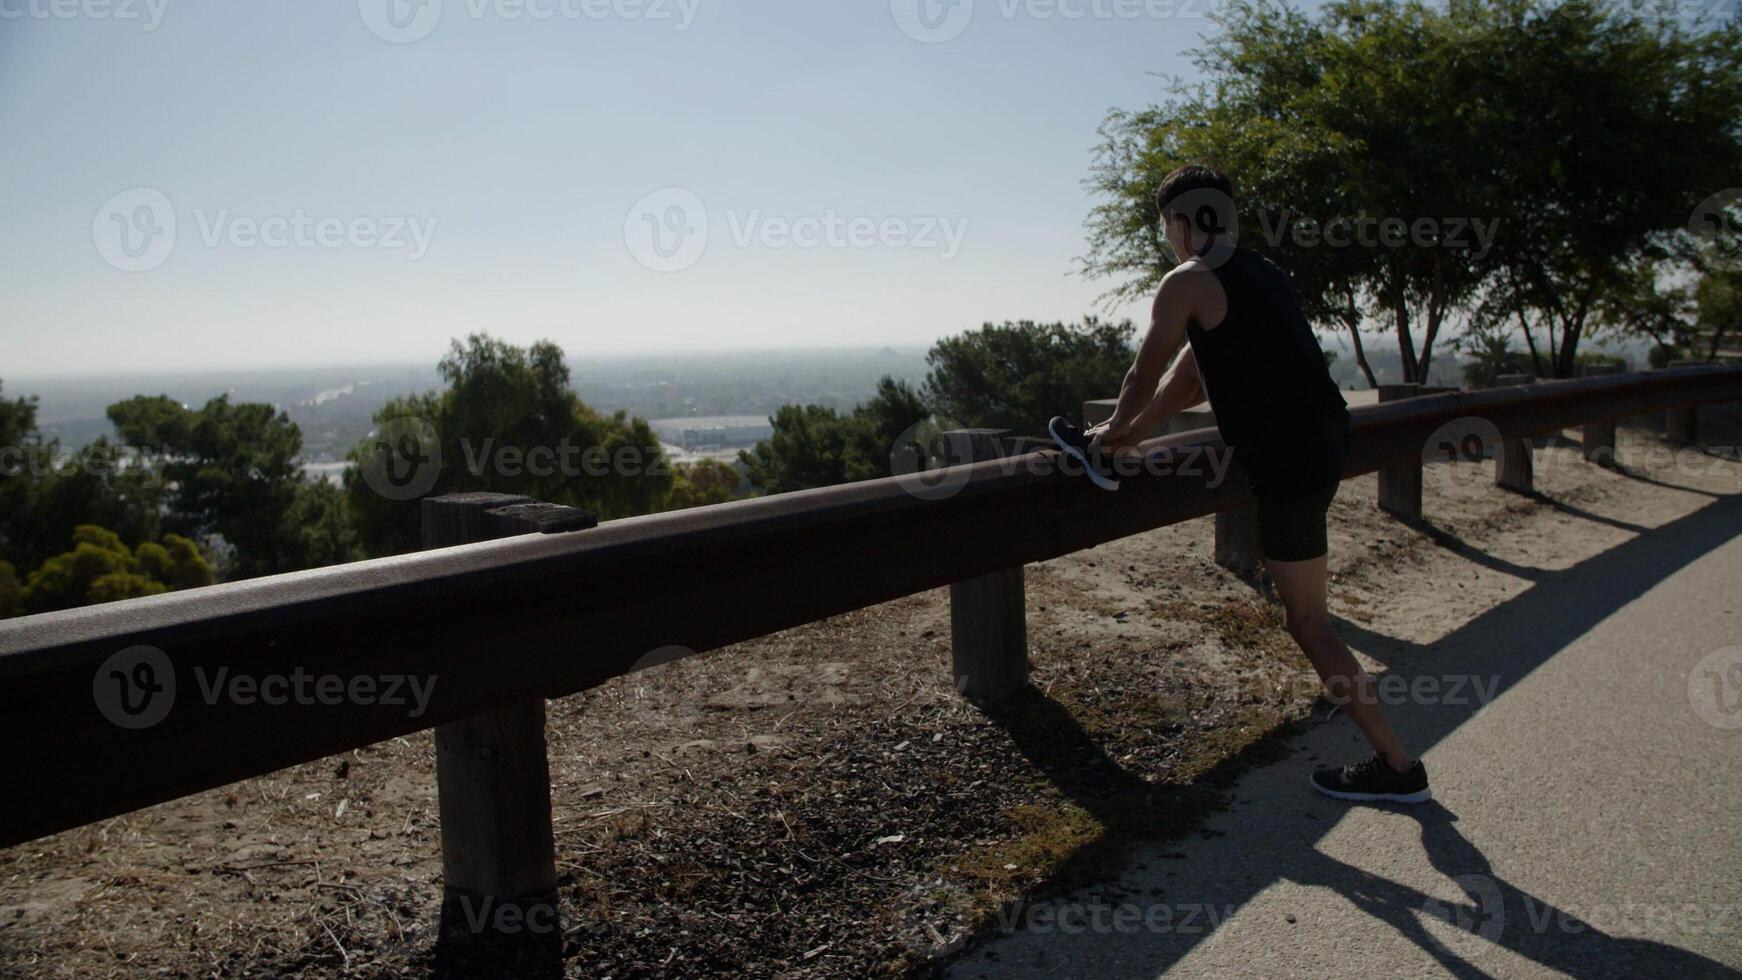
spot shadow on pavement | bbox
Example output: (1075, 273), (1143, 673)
(958, 490), (1742, 977)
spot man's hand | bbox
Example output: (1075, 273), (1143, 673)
(1087, 418), (1127, 448)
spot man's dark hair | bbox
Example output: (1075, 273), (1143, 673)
(1154, 164), (1234, 217)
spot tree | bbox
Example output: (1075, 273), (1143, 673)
(1592, 193), (1742, 364)
(1085, 0), (1491, 384)
(282, 480), (365, 569)
(740, 377), (931, 494)
(667, 459), (744, 511)
(108, 395), (310, 577)
(1455, 320), (1538, 389)
(1, 381), (164, 573)
(0, 562), (20, 619)
(344, 334), (674, 557)
(923, 318), (1134, 432)
(1477, 1), (1742, 377)
(18, 525), (211, 616)
(1083, 0), (1742, 382)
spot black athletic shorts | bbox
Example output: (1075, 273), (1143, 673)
(1255, 481), (1339, 562)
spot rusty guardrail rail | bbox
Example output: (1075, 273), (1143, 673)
(0, 365), (1736, 856)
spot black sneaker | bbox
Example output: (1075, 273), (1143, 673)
(1048, 416), (1119, 492)
(1310, 753), (1431, 804)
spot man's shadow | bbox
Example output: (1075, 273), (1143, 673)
(1276, 803), (1742, 979)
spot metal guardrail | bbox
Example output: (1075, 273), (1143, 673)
(0, 364), (1737, 849)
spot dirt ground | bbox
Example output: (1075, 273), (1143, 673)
(2, 406), (1738, 979)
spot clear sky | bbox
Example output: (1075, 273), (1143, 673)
(2, 0), (1243, 375)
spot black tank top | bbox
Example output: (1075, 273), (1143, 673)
(1184, 246), (1350, 496)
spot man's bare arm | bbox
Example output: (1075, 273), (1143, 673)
(1094, 267), (1201, 444)
(1096, 347), (1205, 449)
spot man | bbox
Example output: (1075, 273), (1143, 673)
(1047, 164), (1429, 804)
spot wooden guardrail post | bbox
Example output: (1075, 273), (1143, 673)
(1377, 384), (1425, 519)
(1667, 360), (1703, 445)
(946, 430), (1029, 701)
(423, 492), (595, 965)
(1494, 374), (1537, 492)
(1580, 364), (1625, 464)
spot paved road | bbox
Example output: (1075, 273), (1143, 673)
(951, 493), (1742, 979)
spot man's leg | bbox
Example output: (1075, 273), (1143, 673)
(1264, 553), (1414, 772)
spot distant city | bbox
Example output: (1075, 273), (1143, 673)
(7, 336), (1649, 481)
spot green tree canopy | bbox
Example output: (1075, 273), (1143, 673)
(740, 377), (931, 495)
(667, 458), (744, 511)
(344, 334), (674, 556)
(18, 525), (212, 616)
(923, 318), (1135, 432)
(108, 394), (312, 577)
(1084, 0), (1742, 381)
(1, 380), (164, 572)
